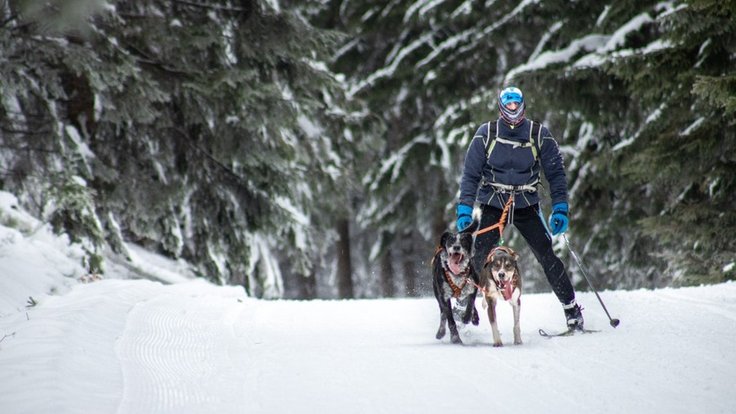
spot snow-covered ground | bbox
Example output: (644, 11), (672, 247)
(1, 190), (735, 413)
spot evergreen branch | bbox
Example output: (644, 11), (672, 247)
(0, 166), (61, 182)
(172, 126), (243, 182)
(0, 13), (17, 28)
(171, 0), (248, 13)
(0, 0), (15, 28)
(0, 143), (59, 154)
(172, 126), (276, 225)
(0, 127), (55, 137)
(124, 43), (194, 77)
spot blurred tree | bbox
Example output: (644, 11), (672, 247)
(307, 0), (736, 292)
(0, 0), (370, 296)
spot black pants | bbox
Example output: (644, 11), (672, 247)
(474, 203), (576, 306)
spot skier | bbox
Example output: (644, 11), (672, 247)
(455, 85), (584, 330)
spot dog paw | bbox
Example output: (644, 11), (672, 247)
(514, 340), (523, 345)
(436, 327), (446, 340)
(462, 308), (479, 325)
(493, 342), (503, 347)
(451, 333), (463, 344)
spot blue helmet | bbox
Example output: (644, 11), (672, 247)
(498, 86), (525, 125)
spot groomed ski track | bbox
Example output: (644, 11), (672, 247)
(1, 279), (735, 414)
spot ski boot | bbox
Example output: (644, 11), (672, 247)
(563, 302), (584, 331)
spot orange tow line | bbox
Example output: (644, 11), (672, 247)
(473, 195), (515, 240)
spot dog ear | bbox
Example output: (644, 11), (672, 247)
(459, 231), (473, 246)
(482, 252), (493, 271)
(439, 231), (451, 247)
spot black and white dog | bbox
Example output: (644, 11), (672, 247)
(432, 230), (480, 344)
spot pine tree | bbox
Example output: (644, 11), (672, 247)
(504, 0), (736, 286)
(308, 1), (602, 295)
(1, 0), (366, 295)
(608, 0), (736, 284)
(308, 0), (736, 293)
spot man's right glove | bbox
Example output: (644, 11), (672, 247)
(548, 202), (569, 235)
(456, 203), (473, 232)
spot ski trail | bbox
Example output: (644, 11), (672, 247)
(115, 282), (248, 414)
(3, 277), (735, 414)
(655, 290), (736, 323)
(0, 280), (147, 413)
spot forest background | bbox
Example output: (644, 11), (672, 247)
(1, 0), (734, 299)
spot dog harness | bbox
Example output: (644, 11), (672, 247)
(442, 264), (470, 298)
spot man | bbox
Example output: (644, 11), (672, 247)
(456, 85), (584, 330)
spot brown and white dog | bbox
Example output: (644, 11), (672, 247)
(432, 231), (480, 344)
(481, 246), (522, 347)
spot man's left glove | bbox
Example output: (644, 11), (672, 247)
(548, 202), (569, 236)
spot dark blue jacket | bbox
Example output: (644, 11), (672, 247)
(458, 118), (568, 209)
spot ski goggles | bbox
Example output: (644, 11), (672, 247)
(499, 87), (523, 106)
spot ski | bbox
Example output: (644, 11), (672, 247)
(538, 328), (600, 337)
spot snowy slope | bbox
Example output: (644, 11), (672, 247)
(1, 194), (735, 414)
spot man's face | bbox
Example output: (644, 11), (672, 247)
(505, 101), (520, 111)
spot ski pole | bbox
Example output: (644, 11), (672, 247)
(562, 234), (620, 328)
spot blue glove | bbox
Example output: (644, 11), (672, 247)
(548, 202), (569, 236)
(456, 203), (473, 232)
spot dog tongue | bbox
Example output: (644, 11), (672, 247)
(448, 253), (464, 275)
(501, 282), (514, 301)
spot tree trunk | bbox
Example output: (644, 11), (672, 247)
(380, 248), (394, 298)
(297, 272), (317, 299)
(336, 218), (354, 299)
(402, 244), (419, 297)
